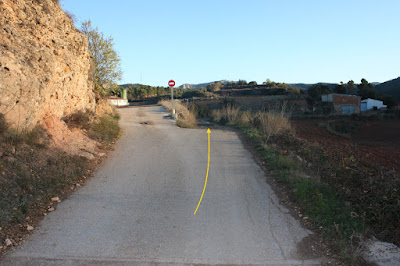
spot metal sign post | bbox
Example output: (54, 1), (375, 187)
(168, 80), (176, 118)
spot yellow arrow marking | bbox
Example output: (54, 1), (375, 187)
(194, 128), (211, 215)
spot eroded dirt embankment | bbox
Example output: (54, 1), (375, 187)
(0, 101), (120, 255)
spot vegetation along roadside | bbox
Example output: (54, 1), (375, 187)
(188, 99), (400, 264)
(0, 108), (121, 255)
(159, 100), (197, 128)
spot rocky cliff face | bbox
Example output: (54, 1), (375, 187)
(0, 0), (95, 129)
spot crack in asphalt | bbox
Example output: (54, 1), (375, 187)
(267, 197), (287, 260)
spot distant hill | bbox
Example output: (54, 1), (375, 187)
(179, 80), (230, 89)
(374, 77), (400, 102)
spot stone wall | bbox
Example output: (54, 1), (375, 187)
(0, 0), (95, 129)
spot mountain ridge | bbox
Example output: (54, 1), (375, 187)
(374, 77), (400, 102)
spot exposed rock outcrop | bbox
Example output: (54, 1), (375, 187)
(0, 0), (95, 129)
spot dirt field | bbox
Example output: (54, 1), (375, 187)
(293, 119), (400, 170)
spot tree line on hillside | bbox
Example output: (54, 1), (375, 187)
(117, 79), (296, 101)
(205, 79), (293, 92)
(307, 78), (398, 108)
(119, 85), (210, 101)
(374, 77), (400, 102)
(77, 23), (399, 111)
(79, 19), (399, 108)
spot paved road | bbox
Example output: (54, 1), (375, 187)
(1, 106), (327, 265)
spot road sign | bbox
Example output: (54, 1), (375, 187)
(168, 80), (176, 118)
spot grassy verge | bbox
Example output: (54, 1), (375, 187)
(159, 100), (197, 128)
(0, 109), (120, 253)
(241, 127), (364, 262)
(193, 101), (400, 263)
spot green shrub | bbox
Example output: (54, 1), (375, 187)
(89, 115), (120, 143)
(190, 104), (211, 118)
(274, 155), (298, 171)
(64, 110), (94, 130)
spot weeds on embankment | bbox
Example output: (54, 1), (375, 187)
(64, 109), (121, 144)
(191, 100), (400, 263)
(0, 110), (120, 254)
(159, 100), (197, 128)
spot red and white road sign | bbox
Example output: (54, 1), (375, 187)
(168, 80), (175, 87)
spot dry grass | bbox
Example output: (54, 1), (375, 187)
(211, 103), (292, 143)
(159, 100), (197, 128)
(224, 105), (241, 125)
(64, 109), (121, 144)
(238, 111), (252, 126)
(0, 109), (120, 254)
(88, 114), (121, 144)
(0, 117), (88, 252)
(246, 102), (292, 144)
(254, 110), (292, 143)
(211, 106), (241, 125)
(211, 109), (223, 123)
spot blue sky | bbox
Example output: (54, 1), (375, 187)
(61, 0), (400, 87)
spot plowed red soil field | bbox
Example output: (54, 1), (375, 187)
(293, 119), (400, 170)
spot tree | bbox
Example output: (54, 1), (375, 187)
(264, 78), (272, 85)
(308, 84), (331, 99)
(334, 81), (346, 94)
(307, 84), (331, 107)
(263, 79), (280, 88)
(347, 80), (355, 95)
(357, 78), (376, 99)
(237, 80), (247, 86)
(287, 87), (300, 94)
(248, 81), (257, 86)
(81, 20), (122, 97)
(380, 95), (398, 109)
(207, 81), (223, 92)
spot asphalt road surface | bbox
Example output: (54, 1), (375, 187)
(1, 106), (328, 265)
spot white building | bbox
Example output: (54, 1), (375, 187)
(107, 96), (129, 107)
(361, 98), (387, 111)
